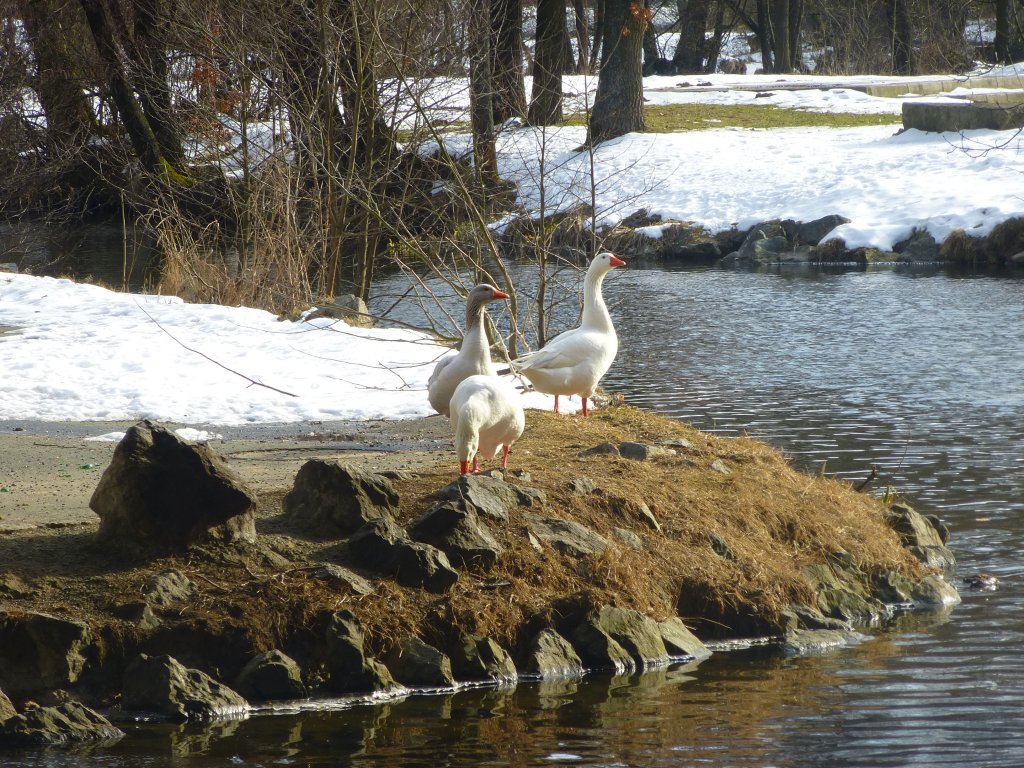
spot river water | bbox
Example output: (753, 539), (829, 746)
(7, 261), (1024, 767)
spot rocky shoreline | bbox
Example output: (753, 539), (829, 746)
(500, 207), (1024, 268)
(0, 407), (960, 749)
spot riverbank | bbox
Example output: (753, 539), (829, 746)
(0, 406), (961, 744)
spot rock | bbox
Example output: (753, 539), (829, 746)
(120, 654), (248, 721)
(110, 601), (161, 630)
(525, 514), (612, 557)
(310, 563), (375, 595)
(577, 442), (620, 458)
(568, 477), (599, 495)
(884, 502), (956, 571)
(708, 531), (736, 560)
(143, 569), (196, 607)
(0, 689), (15, 723)
(910, 574), (962, 607)
(617, 442), (677, 461)
(0, 572), (34, 598)
(0, 611), (93, 696)
(783, 629), (861, 656)
(608, 495), (661, 532)
(435, 474), (545, 522)
(383, 636), (454, 688)
(450, 634), (518, 685)
(796, 214), (850, 245)
(0, 702), (124, 747)
(307, 294), (373, 328)
(408, 501), (503, 569)
(344, 517), (459, 593)
(322, 611), (396, 694)
(804, 562), (888, 624)
(611, 527), (644, 548)
(284, 460), (398, 535)
(234, 650), (308, 702)
(572, 606), (670, 670)
(659, 437), (695, 451)
(90, 420), (257, 554)
(894, 229), (941, 262)
(521, 628), (585, 679)
(710, 459), (731, 475)
(657, 618), (711, 660)
(779, 604), (851, 633)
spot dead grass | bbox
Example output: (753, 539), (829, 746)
(0, 407), (921, 667)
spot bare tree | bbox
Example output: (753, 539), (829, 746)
(528, 0), (568, 125)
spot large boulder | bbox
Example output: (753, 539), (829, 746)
(0, 702), (124, 747)
(90, 421), (257, 554)
(525, 514), (611, 558)
(0, 611), (93, 696)
(884, 502), (956, 571)
(0, 689), (15, 723)
(657, 618), (711, 661)
(120, 654), (248, 721)
(435, 474), (545, 522)
(285, 460), (399, 535)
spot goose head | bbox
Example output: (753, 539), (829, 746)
(465, 283), (510, 324)
(589, 252), (626, 275)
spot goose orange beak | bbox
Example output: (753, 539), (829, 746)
(610, 256), (626, 267)
(494, 289), (510, 299)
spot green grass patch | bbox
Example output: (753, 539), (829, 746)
(567, 103), (901, 132)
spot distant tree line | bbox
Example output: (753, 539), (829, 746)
(0, 0), (1018, 307)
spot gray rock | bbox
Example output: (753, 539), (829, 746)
(611, 527), (644, 548)
(311, 563), (375, 595)
(143, 569), (196, 607)
(894, 229), (941, 262)
(568, 477), (599, 495)
(285, 460), (398, 535)
(0, 572), (34, 599)
(0, 689), (15, 723)
(525, 514), (611, 557)
(657, 618), (711, 660)
(783, 629), (861, 656)
(409, 501), (503, 569)
(521, 628), (585, 679)
(436, 474), (545, 522)
(307, 294), (373, 328)
(90, 420), (257, 554)
(796, 214), (850, 245)
(659, 437), (695, 451)
(708, 531), (736, 560)
(383, 636), (454, 688)
(322, 610), (396, 694)
(110, 601), (161, 630)
(618, 441), (651, 460)
(450, 634), (518, 685)
(573, 606), (670, 670)
(577, 442), (620, 458)
(121, 654), (248, 721)
(910, 574), (962, 607)
(885, 502), (957, 571)
(345, 517), (459, 593)
(804, 563), (888, 624)
(0, 611), (93, 696)
(0, 702), (124, 747)
(779, 604), (851, 633)
(710, 459), (731, 475)
(235, 650), (308, 702)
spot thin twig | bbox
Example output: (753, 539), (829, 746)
(135, 302), (298, 397)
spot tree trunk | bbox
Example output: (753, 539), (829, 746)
(642, 0), (660, 70)
(78, 0), (177, 175)
(491, 0), (527, 123)
(18, 0), (95, 157)
(673, 0), (711, 73)
(704, 1), (727, 73)
(994, 0), (1024, 62)
(133, 0), (185, 168)
(469, 0), (499, 185)
(887, 0), (914, 74)
(590, 0), (606, 71)
(588, 0), (647, 145)
(573, 0), (591, 73)
(754, 1), (774, 72)
(528, 0), (567, 125)
(767, 0), (792, 73)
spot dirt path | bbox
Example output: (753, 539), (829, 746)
(0, 417), (454, 533)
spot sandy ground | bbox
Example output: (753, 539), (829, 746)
(0, 417), (454, 533)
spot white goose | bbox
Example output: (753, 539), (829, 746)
(513, 252), (625, 416)
(427, 284), (509, 416)
(449, 374), (525, 475)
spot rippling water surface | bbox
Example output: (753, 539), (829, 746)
(10, 263), (1024, 767)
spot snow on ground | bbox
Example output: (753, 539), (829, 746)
(2, 68), (1023, 428)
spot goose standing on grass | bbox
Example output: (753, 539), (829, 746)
(513, 252), (625, 416)
(427, 284), (509, 416)
(449, 374), (525, 475)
